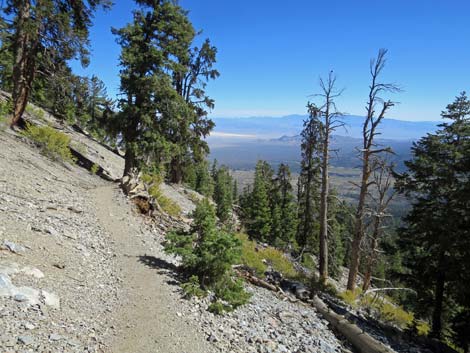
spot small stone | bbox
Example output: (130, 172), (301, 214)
(2, 240), (26, 254)
(14, 293), (29, 302)
(207, 333), (219, 343)
(41, 290), (60, 309)
(49, 333), (62, 341)
(18, 335), (34, 345)
(46, 227), (59, 237)
(24, 322), (35, 330)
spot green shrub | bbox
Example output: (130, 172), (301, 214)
(90, 163), (99, 175)
(213, 276), (251, 309)
(416, 320), (431, 336)
(237, 233), (267, 276)
(339, 289), (362, 307)
(377, 302), (414, 329)
(261, 247), (297, 278)
(181, 275), (206, 299)
(143, 173), (182, 217)
(208, 301), (231, 315)
(22, 123), (75, 162)
(353, 291), (415, 330)
(236, 233), (298, 279)
(165, 199), (250, 314)
(301, 253), (317, 271)
(25, 103), (45, 120)
(0, 99), (12, 127)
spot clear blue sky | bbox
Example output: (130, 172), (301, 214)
(71, 0), (470, 121)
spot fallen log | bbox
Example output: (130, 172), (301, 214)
(238, 270), (278, 291)
(311, 296), (395, 353)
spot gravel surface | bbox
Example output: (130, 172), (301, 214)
(0, 129), (347, 353)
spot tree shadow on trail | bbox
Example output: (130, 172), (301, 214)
(137, 255), (181, 287)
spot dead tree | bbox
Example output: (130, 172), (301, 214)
(362, 158), (396, 292)
(346, 49), (400, 291)
(314, 72), (344, 285)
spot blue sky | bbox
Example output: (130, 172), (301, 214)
(71, 0), (470, 121)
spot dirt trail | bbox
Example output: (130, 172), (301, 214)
(93, 185), (211, 353)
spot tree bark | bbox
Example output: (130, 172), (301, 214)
(362, 217), (379, 292)
(11, 0), (36, 128)
(169, 157), (183, 184)
(319, 129), (329, 284)
(123, 147), (136, 178)
(431, 253), (446, 339)
(347, 154), (370, 290)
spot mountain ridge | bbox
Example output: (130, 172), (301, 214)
(211, 114), (440, 140)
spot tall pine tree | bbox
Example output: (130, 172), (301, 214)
(297, 104), (322, 250)
(396, 92), (470, 339)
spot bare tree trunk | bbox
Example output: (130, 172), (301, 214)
(346, 49), (397, 291)
(362, 218), (379, 292)
(319, 134), (329, 284)
(347, 161), (369, 290)
(317, 72), (343, 285)
(11, 0), (35, 128)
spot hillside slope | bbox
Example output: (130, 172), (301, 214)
(0, 127), (345, 352)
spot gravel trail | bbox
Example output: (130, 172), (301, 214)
(94, 185), (212, 353)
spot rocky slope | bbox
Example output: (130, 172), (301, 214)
(0, 125), (347, 352)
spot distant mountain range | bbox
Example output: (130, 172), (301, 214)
(206, 115), (441, 171)
(211, 114), (440, 140)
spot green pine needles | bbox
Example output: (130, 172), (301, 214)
(164, 199), (250, 313)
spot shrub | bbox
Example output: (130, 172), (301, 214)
(236, 233), (298, 279)
(90, 163), (99, 175)
(416, 320), (431, 336)
(22, 123), (75, 162)
(143, 173), (182, 217)
(181, 275), (206, 299)
(261, 247), (297, 278)
(0, 99), (12, 127)
(237, 233), (267, 276)
(165, 199), (250, 313)
(213, 276), (251, 309)
(208, 301), (231, 315)
(377, 302), (414, 329)
(25, 103), (46, 120)
(339, 289), (362, 307)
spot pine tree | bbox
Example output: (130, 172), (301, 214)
(246, 160), (273, 242)
(164, 199), (250, 312)
(232, 179), (238, 204)
(5, 0), (111, 127)
(113, 0), (196, 176)
(213, 165), (234, 223)
(191, 160), (214, 198)
(169, 39), (219, 183)
(271, 163), (297, 247)
(164, 198), (241, 286)
(396, 92), (470, 339)
(297, 104), (322, 250)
